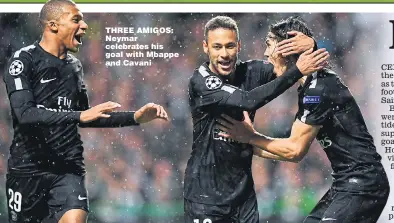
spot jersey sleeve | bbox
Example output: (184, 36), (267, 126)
(3, 51), (34, 96)
(296, 86), (332, 126)
(190, 65), (303, 111)
(3, 51), (81, 126)
(77, 82), (90, 111)
(78, 111), (139, 128)
(76, 65), (90, 111)
(257, 60), (276, 85)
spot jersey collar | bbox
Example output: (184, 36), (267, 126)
(298, 71), (318, 93)
(35, 41), (69, 63)
(202, 61), (242, 84)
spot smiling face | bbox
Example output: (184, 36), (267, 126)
(203, 28), (241, 76)
(55, 4), (88, 53)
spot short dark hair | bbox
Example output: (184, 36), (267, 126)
(269, 16), (314, 63)
(269, 16), (313, 43)
(39, 0), (76, 27)
(204, 16), (239, 42)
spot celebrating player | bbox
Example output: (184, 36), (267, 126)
(184, 15), (329, 223)
(216, 16), (390, 223)
(3, 0), (168, 222)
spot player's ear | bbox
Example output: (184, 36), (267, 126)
(47, 20), (59, 32)
(237, 40), (241, 53)
(203, 40), (208, 54)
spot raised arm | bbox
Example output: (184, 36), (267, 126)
(78, 103), (168, 128)
(191, 48), (328, 112)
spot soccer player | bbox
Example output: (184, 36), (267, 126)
(184, 16), (329, 223)
(3, 0), (168, 222)
(216, 16), (390, 223)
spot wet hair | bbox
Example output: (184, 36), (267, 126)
(204, 16), (239, 42)
(269, 16), (313, 42)
(39, 0), (76, 27)
(268, 16), (314, 64)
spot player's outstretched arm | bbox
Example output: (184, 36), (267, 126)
(217, 113), (320, 163)
(78, 102), (168, 128)
(252, 147), (296, 162)
(192, 48), (329, 112)
(227, 48), (328, 110)
(79, 101), (121, 123)
(214, 112), (295, 161)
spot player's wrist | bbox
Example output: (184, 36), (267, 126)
(307, 37), (315, 52)
(288, 65), (304, 78)
(248, 132), (259, 145)
(75, 111), (83, 123)
(133, 112), (140, 124)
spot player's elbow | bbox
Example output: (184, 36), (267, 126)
(289, 153), (305, 163)
(18, 118), (31, 125)
(285, 152), (302, 163)
(12, 104), (39, 125)
(17, 115), (42, 126)
(286, 143), (307, 163)
(15, 112), (33, 125)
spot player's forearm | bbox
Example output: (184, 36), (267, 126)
(253, 147), (297, 162)
(10, 91), (81, 126)
(249, 132), (303, 162)
(224, 66), (302, 110)
(78, 111), (139, 128)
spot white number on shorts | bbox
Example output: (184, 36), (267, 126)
(193, 219), (212, 223)
(8, 189), (22, 212)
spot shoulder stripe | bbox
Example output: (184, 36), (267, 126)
(14, 45), (36, 58)
(198, 65), (210, 77)
(300, 109), (310, 123)
(309, 72), (318, 89)
(14, 78), (23, 90)
(221, 85), (236, 94)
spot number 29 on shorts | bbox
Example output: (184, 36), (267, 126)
(8, 188), (22, 212)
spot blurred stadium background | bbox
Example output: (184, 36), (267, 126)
(0, 13), (381, 222)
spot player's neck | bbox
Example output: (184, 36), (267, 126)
(39, 35), (67, 59)
(298, 76), (307, 86)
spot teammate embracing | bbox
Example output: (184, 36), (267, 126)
(217, 16), (390, 223)
(184, 16), (329, 223)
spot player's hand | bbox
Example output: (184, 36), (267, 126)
(268, 51), (287, 77)
(134, 103), (169, 124)
(80, 101), (121, 123)
(216, 111), (256, 144)
(277, 31), (315, 56)
(296, 48), (329, 75)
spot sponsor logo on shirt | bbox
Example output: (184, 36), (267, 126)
(303, 96), (320, 104)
